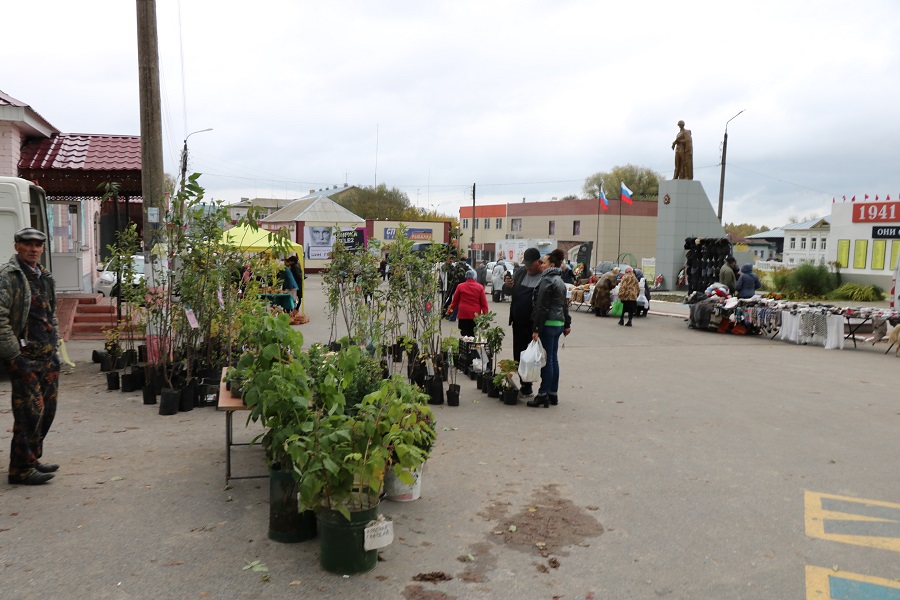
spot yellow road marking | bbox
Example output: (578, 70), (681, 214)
(805, 491), (900, 552)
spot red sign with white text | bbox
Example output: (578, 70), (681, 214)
(852, 202), (900, 223)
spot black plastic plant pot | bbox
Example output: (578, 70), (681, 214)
(100, 353), (114, 372)
(269, 469), (317, 543)
(123, 349), (138, 367)
(137, 344), (148, 363)
(426, 377), (444, 405)
(476, 374), (484, 390)
(179, 380), (196, 412)
(328, 342), (341, 352)
(447, 384), (460, 407)
(92, 349), (105, 364)
(502, 388), (519, 405)
(121, 372), (137, 393)
(106, 371), (120, 391)
(142, 384), (157, 405)
(487, 380), (501, 399)
(159, 388), (179, 415)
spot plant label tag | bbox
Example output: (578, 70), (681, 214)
(364, 519), (393, 551)
(185, 308), (200, 329)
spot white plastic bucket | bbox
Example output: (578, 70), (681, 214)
(384, 466), (422, 502)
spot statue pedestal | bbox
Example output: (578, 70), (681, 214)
(654, 180), (726, 290)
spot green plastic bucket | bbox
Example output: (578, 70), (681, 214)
(316, 505), (379, 574)
(268, 469), (317, 543)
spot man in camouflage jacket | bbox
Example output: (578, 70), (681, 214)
(0, 228), (60, 485)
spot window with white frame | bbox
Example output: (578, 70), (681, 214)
(800, 238), (807, 249)
(789, 237), (796, 249)
(573, 220), (581, 235)
(462, 218), (469, 229)
(549, 221), (555, 235)
(811, 238), (817, 250)
(511, 218), (522, 232)
(474, 218), (479, 229)
(495, 218), (503, 229)
(484, 218), (490, 230)
(821, 239), (827, 250)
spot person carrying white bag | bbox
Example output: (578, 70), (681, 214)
(518, 338), (546, 383)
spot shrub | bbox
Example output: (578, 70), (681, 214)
(827, 283), (885, 303)
(770, 263), (837, 299)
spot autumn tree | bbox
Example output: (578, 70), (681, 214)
(335, 184), (457, 225)
(725, 222), (771, 237)
(582, 164), (660, 202)
(335, 184), (412, 220)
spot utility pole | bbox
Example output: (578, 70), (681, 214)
(470, 183), (476, 263)
(717, 109), (745, 223)
(136, 0), (166, 253)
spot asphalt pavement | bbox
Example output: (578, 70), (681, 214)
(2, 276), (899, 599)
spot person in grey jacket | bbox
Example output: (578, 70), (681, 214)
(527, 249), (571, 408)
(734, 263), (762, 299)
(0, 228), (60, 485)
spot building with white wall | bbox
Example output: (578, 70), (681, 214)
(827, 201), (900, 288)
(782, 217), (830, 266)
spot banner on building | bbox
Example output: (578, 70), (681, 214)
(384, 227), (433, 241)
(305, 226), (366, 260)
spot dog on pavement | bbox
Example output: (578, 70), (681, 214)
(889, 324), (900, 356)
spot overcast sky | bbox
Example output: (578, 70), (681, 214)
(4, 1), (900, 229)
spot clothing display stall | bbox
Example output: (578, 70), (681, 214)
(688, 294), (899, 351)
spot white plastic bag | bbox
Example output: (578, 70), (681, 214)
(518, 339), (547, 383)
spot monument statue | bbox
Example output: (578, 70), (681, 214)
(671, 120), (693, 180)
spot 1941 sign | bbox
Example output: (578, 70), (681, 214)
(853, 202), (899, 223)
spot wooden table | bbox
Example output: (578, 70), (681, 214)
(218, 368), (267, 483)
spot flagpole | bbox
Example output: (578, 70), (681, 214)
(617, 189), (623, 263)
(594, 181), (602, 268)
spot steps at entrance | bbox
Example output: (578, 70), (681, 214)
(60, 294), (141, 341)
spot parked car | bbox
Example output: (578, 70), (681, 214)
(93, 254), (146, 297)
(593, 261), (634, 276)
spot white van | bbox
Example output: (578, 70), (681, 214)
(0, 176), (51, 270)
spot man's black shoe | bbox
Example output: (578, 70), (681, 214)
(8, 471), (54, 485)
(35, 462), (59, 473)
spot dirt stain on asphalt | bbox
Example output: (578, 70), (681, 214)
(459, 483), (604, 583)
(495, 483), (604, 557)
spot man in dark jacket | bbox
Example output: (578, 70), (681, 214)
(502, 248), (544, 397)
(0, 228), (60, 485)
(475, 260), (488, 286)
(719, 256), (738, 295)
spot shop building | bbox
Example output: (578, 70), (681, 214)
(460, 198), (658, 267)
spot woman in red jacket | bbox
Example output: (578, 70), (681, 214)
(448, 270), (489, 337)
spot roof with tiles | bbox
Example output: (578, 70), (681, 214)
(19, 133), (142, 171)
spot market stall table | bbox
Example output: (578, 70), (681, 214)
(218, 368), (267, 483)
(260, 293), (294, 311)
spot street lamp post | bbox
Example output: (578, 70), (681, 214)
(717, 109), (745, 223)
(180, 128), (213, 193)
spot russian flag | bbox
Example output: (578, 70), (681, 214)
(620, 182), (633, 205)
(600, 188), (609, 211)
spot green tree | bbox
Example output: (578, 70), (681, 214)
(559, 194), (580, 201)
(582, 164), (660, 202)
(335, 184), (412, 220)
